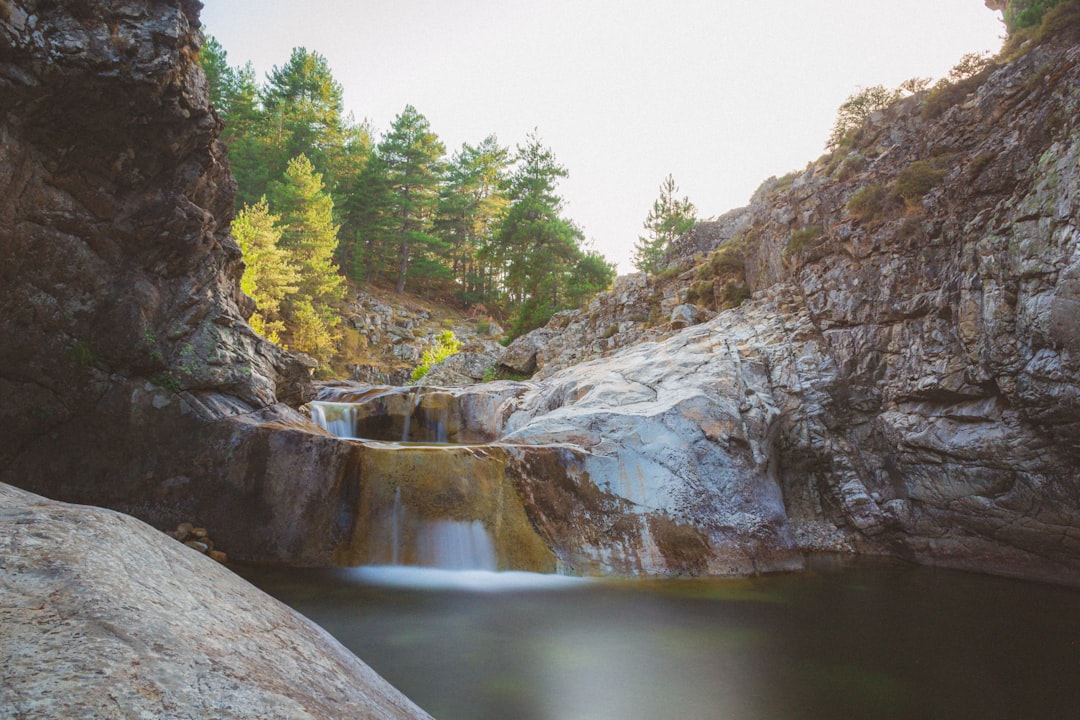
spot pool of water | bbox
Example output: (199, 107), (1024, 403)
(234, 557), (1080, 720)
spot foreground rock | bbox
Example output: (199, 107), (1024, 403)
(0, 483), (432, 720)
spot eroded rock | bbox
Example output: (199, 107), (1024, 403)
(0, 482), (432, 719)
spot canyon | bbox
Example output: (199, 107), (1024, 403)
(2, 0), (1079, 715)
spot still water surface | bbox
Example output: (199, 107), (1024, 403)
(235, 558), (1080, 720)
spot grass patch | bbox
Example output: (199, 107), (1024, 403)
(847, 184), (888, 222)
(786, 225), (823, 255)
(892, 161), (945, 201)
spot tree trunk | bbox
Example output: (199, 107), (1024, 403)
(396, 237), (409, 294)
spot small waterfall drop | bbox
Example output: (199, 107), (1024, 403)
(310, 402), (357, 438)
(390, 486), (402, 566)
(416, 520), (497, 571)
(401, 390), (423, 442)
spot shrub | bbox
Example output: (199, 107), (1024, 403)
(410, 330), (462, 383)
(1005, 0), (1070, 31)
(922, 53), (997, 120)
(847, 184), (888, 221)
(720, 280), (751, 308)
(836, 153), (867, 181)
(686, 279), (714, 306)
(827, 85), (901, 151)
(786, 225), (823, 254)
(892, 161), (945, 201)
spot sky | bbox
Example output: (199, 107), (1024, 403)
(199, 0), (1006, 274)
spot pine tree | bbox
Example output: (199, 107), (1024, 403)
(262, 48), (349, 181)
(232, 199), (298, 343)
(436, 135), (510, 304)
(495, 132), (612, 337)
(267, 154), (345, 363)
(632, 174), (696, 276)
(375, 105), (446, 294)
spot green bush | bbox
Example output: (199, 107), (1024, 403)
(786, 225), (823, 254)
(892, 161), (945, 201)
(1001, 0), (1080, 57)
(847, 184), (888, 221)
(827, 85), (901, 151)
(1006, 0), (1069, 31)
(720, 280), (751, 308)
(410, 330), (462, 383)
(686, 279), (714, 306)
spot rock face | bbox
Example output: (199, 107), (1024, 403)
(0, 0), (372, 564)
(0, 482), (432, 719)
(491, 32), (1080, 583)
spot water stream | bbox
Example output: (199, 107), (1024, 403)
(310, 388), (503, 571)
(236, 557), (1080, 720)
(298, 387), (1080, 717)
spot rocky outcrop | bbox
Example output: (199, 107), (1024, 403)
(341, 288), (503, 384)
(0, 482), (432, 719)
(490, 31), (1080, 584)
(0, 0), (376, 563)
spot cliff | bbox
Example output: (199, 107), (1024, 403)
(0, 0), (364, 564)
(497, 22), (1080, 582)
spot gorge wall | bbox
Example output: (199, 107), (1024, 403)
(2, 0), (1079, 586)
(0, 0), (363, 564)
(496, 23), (1080, 583)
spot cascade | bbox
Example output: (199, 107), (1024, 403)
(309, 384), (553, 573)
(310, 402), (358, 439)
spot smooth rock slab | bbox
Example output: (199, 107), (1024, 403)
(0, 483), (432, 720)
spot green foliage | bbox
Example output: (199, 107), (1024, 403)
(892, 161), (944, 201)
(720, 280), (751, 307)
(682, 225), (759, 310)
(411, 330), (462, 383)
(198, 35), (232, 112)
(847, 184), (888, 221)
(827, 85), (900, 151)
(632, 174), (697, 275)
(922, 53), (996, 120)
(375, 105), (447, 294)
(786, 225), (823, 254)
(1004, 0), (1070, 31)
(206, 34), (617, 368)
(233, 198), (297, 343)
(152, 372), (181, 393)
(269, 155), (346, 307)
(495, 133), (614, 339)
(437, 136), (511, 304)
(65, 340), (97, 367)
(1002, 0), (1080, 55)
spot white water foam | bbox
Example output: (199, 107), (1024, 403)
(416, 520), (497, 570)
(310, 401), (358, 438)
(344, 566), (590, 592)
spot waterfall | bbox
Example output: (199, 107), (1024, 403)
(310, 402), (357, 438)
(416, 520), (497, 571)
(391, 486), (402, 566)
(401, 390), (423, 442)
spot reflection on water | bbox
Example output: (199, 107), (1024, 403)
(234, 558), (1080, 720)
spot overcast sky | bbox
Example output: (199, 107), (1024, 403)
(200, 1), (1005, 273)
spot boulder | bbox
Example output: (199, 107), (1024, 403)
(0, 482), (432, 719)
(418, 350), (498, 386)
(668, 303), (706, 329)
(498, 329), (555, 375)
